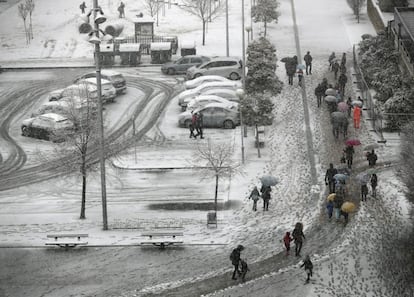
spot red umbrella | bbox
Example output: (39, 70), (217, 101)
(345, 139), (361, 146)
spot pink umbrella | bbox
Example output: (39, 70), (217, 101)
(345, 139), (361, 146)
(337, 102), (348, 112)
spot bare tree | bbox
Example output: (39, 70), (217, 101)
(18, 3), (29, 44)
(251, 0), (280, 37)
(193, 139), (242, 217)
(25, 0), (35, 39)
(346, 0), (366, 23)
(178, 0), (223, 45)
(144, 0), (161, 18)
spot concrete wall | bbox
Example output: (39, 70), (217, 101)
(367, 0), (387, 32)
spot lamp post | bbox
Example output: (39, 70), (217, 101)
(91, 0), (108, 230)
(236, 89), (245, 164)
(225, 0), (229, 56)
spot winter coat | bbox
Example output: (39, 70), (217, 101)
(314, 84), (324, 97)
(195, 113), (204, 128)
(326, 201), (334, 213)
(283, 232), (292, 246)
(304, 53), (312, 65)
(371, 174), (378, 188)
(328, 53), (336, 63)
(301, 259), (313, 270)
(325, 167), (338, 183)
(338, 73), (348, 85)
(332, 62), (339, 72)
(249, 187), (260, 201)
(361, 184), (368, 195)
(353, 106), (361, 120)
(333, 195), (343, 209)
(344, 146), (354, 159)
(367, 151), (378, 166)
(262, 187), (271, 201)
(292, 227), (305, 243)
(285, 57), (298, 76)
(230, 248), (241, 265)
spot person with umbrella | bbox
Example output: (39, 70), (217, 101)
(304, 51), (313, 75)
(325, 163), (338, 193)
(333, 192), (344, 220)
(292, 222), (305, 257)
(338, 73), (348, 96)
(314, 83), (324, 108)
(344, 145), (355, 169)
(346, 97), (353, 117)
(248, 186), (260, 211)
(284, 56), (298, 85)
(332, 60), (340, 79)
(366, 149), (378, 167)
(230, 244), (244, 280)
(261, 185), (271, 211)
(361, 182), (369, 201)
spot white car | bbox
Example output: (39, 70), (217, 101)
(73, 70), (127, 95)
(186, 95), (238, 111)
(177, 81), (242, 107)
(21, 113), (75, 142)
(197, 88), (240, 103)
(186, 56), (243, 80)
(76, 78), (117, 103)
(48, 84), (99, 102)
(31, 97), (97, 118)
(184, 75), (231, 89)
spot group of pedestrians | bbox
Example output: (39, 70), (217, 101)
(79, 1), (125, 17)
(282, 50), (313, 87)
(248, 185), (272, 211)
(189, 112), (204, 139)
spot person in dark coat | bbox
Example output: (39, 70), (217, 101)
(371, 173), (378, 197)
(230, 245), (244, 280)
(325, 163), (338, 194)
(79, 1), (87, 14)
(326, 200), (334, 220)
(332, 61), (340, 79)
(314, 83), (324, 107)
(333, 193), (344, 220)
(301, 255), (313, 283)
(328, 52), (336, 70)
(240, 259), (249, 282)
(346, 96), (353, 117)
(338, 73), (348, 96)
(118, 2), (125, 18)
(292, 223), (305, 257)
(340, 210), (349, 225)
(361, 183), (369, 201)
(366, 149), (378, 167)
(344, 145), (354, 169)
(249, 186), (260, 211)
(304, 51), (313, 75)
(261, 185), (271, 211)
(341, 52), (347, 67)
(285, 56), (298, 85)
(189, 122), (196, 139)
(195, 112), (204, 139)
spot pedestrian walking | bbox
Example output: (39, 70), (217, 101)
(333, 193), (344, 221)
(346, 97), (353, 117)
(326, 200), (334, 220)
(344, 145), (354, 169)
(248, 186), (260, 211)
(341, 52), (347, 67)
(340, 210), (349, 225)
(292, 223), (305, 257)
(325, 163), (338, 194)
(314, 83), (324, 107)
(297, 68), (304, 87)
(118, 2), (125, 18)
(79, 1), (87, 14)
(366, 149), (378, 167)
(283, 231), (293, 256)
(230, 245), (244, 280)
(338, 73), (348, 96)
(301, 255), (313, 283)
(261, 185), (271, 211)
(285, 56), (298, 85)
(328, 52), (336, 70)
(189, 122), (196, 139)
(361, 183), (369, 201)
(240, 259), (249, 282)
(371, 173), (378, 198)
(195, 112), (204, 139)
(353, 105), (361, 129)
(332, 61), (340, 79)
(304, 51), (312, 75)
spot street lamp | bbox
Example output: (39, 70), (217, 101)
(89, 0), (108, 230)
(236, 89), (245, 164)
(245, 26), (251, 44)
(225, 0), (229, 56)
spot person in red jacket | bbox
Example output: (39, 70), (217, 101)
(283, 231), (293, 256)
(353, 105), (361, 129)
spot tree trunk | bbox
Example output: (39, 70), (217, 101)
(202, 19), (206, 45)
(23, 20), (29, 44)
(214, 174), (219, 213)
(29, 13), (33, 39)
(264, 17), (267, 37)
(80, 157), (87, 219)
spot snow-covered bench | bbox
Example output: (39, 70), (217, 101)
(45, 233), (88, 248)
(140, 231), (184, 249)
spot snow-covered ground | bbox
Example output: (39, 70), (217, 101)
(0, 0), (413, 297)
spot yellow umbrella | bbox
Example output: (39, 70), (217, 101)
(327, 193), (336, 201)
(341, 201), (356, 213)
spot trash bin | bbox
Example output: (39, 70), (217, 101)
(119, 43), (141, 66)
(99, 43), (115, 66)
(180, 41), (196, 56)
(150, 42), (171, 64)
(207, 211), (217, 228)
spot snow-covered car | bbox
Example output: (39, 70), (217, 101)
(184, 75), (231, 89)
(185, 95), (238, 112)
(48, 84), (99, 102)
(73, 70), (127, 95)
(186, 56), (243, 80)
(31, 97), (98, 118)
(75, 78), (116, 103)
(177, 81), (242, 108)
(178, 102), (240, 129)
(161, 55), (210, 75)
(21, 113), (75, 142)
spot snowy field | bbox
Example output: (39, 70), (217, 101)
(0, 0), (413, 297)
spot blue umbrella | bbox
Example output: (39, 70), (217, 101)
(333, 173), (349, 181)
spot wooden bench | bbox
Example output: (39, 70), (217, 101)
(45, 234), (89, 248)
(140, 231), (184, 249)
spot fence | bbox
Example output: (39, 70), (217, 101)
(352, 44), (386, 142)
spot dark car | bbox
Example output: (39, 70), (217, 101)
(161, 55), (210, 75)
(21, 113), (75, 142)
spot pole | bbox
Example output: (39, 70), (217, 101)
(250, 0), (253, 41)
(225, 0), (229, 56)
(241, 0), (246, 164)
(93, 0), (108, 231)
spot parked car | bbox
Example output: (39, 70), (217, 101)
(76, 78), (117, 103)
(31, 98), (97, 118)
(186, 56), (243, 80)
(197, 88), (240, 103)
(73, 70), (127, 95)
(48, 84), (98, 102)
(21, 113), (75, 142)
(161, 55), (210, 75)
(186, 95), (238, 111)
(184, 75), (231, 89)
(178, 102), (240, 129)
(177, 81), (242, 107)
